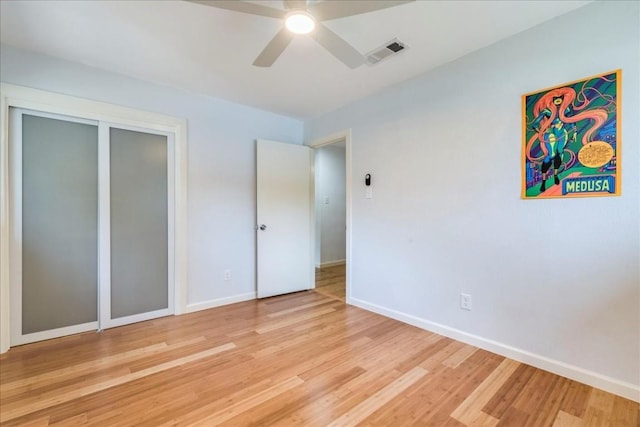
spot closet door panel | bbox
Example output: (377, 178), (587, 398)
(21, 114), (98, 334)
(109, 128), (168, 319)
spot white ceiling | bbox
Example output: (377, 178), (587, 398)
(0, 0), (590, 120)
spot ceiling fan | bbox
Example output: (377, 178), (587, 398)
(188, 0), (415, 68)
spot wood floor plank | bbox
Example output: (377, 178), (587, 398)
(270, 365), (405, 427)
(483, 363), (537, 418)
(11, 416), (50, 427)
(364, 350), (499, 426)
(1, 337), (207, 399)
(0, 342), (235, 423)
(49, 413), (88, 426)
(266, 299), (335, 318)
(442, 343), (479, 369)
(1, 271), (637, 426)
(187, 376), (304, 426)
(582, 388), (617, 427)
(553, 410), (585, 426)
(315, 264), (346, 301)
(497, 406), (531, 426)
(392, 334), (450, 373)
(420, 340), (468, 372)
(610, 396), (640, 427)
(220, 366), (367, 427)
(513, 369), (561, 418)
(326, 366), (428, 427)
(408, 351), (504, 426)
(255, 306), (338, 334)
(0, 342), (162, 392)
(527, 376), (572, 427)
(559, 380), (594, 418)
(450, 358), (521, 425)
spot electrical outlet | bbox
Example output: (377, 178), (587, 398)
(460, 293), (472, 311)
(224, 269), (232, 281)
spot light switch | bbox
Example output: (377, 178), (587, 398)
(324, 197), (330, 204)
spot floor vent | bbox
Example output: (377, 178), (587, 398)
(365, 38), (408, 66)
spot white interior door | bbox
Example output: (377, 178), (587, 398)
(256, 139), (313, 298)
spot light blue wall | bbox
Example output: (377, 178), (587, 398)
(306, 0), (639, 389)
(0, 45), (304, 306)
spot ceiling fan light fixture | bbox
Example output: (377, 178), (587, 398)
(285, 11), (315, 34)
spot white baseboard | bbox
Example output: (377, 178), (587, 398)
(317, 259), (346, 268)
(346, 296), (640, 403)
(185, 292), (256, 314)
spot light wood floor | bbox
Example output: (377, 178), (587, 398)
(315, 263), (346, 301)
(1, 291), (637, 425)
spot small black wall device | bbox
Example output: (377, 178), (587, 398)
(365, 174), (371, 186)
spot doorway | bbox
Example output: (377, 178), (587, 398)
(310, 132), (350, 302)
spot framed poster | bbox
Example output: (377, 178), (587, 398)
(522, 70), (621, 199)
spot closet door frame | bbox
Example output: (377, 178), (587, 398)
(99, 122), (175, 329)
(9, 108), (100, 346)
(0, 83), (188, 353)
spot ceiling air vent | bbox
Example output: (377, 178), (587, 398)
(365, 38), (408, 66)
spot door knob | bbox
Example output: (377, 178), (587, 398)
(259, 224), (267, 231)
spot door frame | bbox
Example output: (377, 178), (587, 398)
(0, 83), (188, 353)
(307, 129), (352, 303)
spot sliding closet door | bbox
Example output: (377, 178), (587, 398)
(10, 110), (99, 345)
(101, 126), (174, 328)
(9, 110), (175, 345)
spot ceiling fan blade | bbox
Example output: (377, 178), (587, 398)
(283, 0), (307, 10)
(309, 0), (414, 21)
(310, 23), (364, 69)
(253, 28), (295, 67)
(187, 1), (285, 19)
